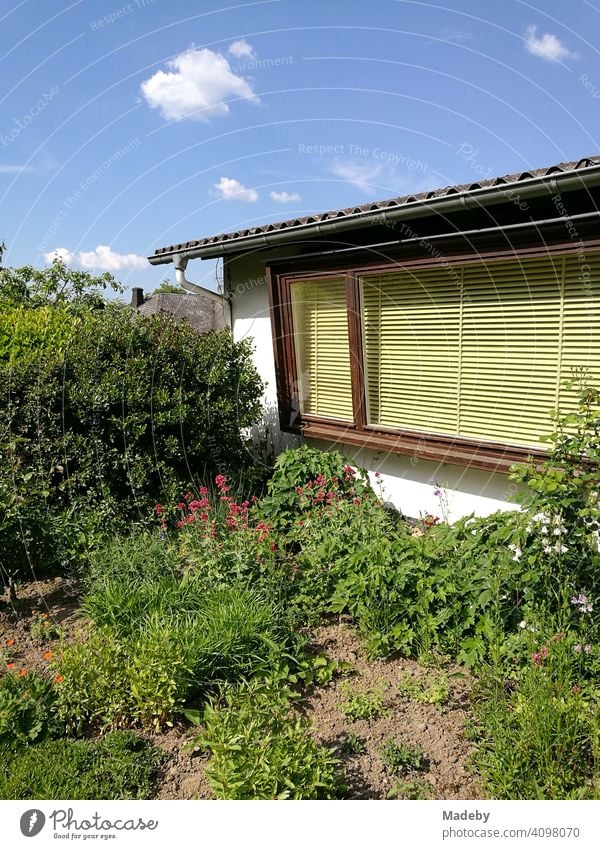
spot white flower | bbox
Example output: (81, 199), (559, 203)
(543, 545), (553, 554)
(555, 543), (568, 554)
(541, 526), (548, 535)
(553, 527), (562, 536)
(519, 620), (527, 629)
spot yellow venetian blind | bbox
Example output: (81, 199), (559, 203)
(361, 268), (461, 434)
(290, 277), (353, 420)
(360, 251), (600, 448)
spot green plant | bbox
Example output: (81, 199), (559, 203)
(195, 681), (345, 799)
(29, 613), (61, 645)
(257, 445), (375, 534)
(340, 731), (366, 756)
(0, 670), (58, 744)
(380, 738), (429, 774)
(397, 670), (451, 707)
(386, 777), (433, 799)
(339, 682), (388, 722)
(0, 731), (160, 800)
(0, 277), (265, 586)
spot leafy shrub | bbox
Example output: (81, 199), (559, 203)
(0, 671), (58, 744)
(0, 263), (264, 587)
(0, 731), (159, 800)
(379, 738), (429, 774)
(196, 681), (345, 799)
(257, 445), (375, 533)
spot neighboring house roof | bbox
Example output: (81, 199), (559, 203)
(135, 291), (224, 333)
(149, 155), (600, 264)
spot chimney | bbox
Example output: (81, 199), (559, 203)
(131, 287), (144, 308)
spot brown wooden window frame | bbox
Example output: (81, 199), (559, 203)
(266, 239), (600, 474)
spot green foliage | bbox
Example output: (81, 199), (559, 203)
(196, 681), (345, 799)
(340, 731), (366, 756)
(257, 445), (375, 533)
(0, 671), (58, 744)
(149, 280), (184, 295)
(379, 738), (429, 774)
(339, 682), (388, 722)
(0, 731), (159, 800)
(397, 670), (451, 707)
(386, 777), (433, 799)
(29, 613), (61, 645)
(0, 275), (264, 587)
(60, 536), (294, 732)
(474, 632), (600, 799)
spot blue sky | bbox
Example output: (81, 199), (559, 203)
(1, 0), (599, 293)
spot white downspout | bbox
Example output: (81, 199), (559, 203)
(173, 255), (232, 328)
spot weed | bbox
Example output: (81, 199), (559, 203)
(29, 614), (61, 645)
(386, 777), (433, 799)
(340, 731), (366, 757)
(380, 738), (429, 774)
(397, 670), (451, 707)
(339, 682), (388, 722)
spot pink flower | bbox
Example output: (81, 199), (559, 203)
(215, 474), (228, 490)
(154, 503), (163, 516)
(585, 644), (592, 654)
(353, 497), (361, 506)
(199, 486), (209, 495)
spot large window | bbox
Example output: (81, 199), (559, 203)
(274, 247), (599, 467)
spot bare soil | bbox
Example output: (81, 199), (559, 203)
(1, 580), (482, 800)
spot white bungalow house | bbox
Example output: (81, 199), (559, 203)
(148, 156), (600, 521)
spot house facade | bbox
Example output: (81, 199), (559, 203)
(149, 157), (600, 521)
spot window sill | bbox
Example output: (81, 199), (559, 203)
(296, 419), (547, 474)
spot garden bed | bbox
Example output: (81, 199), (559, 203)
(0, 579), (480, 801)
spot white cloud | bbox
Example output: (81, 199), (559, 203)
(43, 247), (75, 264)
(270, 190), (301, 203)
(44, 245), (147, 271)
(140, 47), (258, 122)
(214, 176), (258, 202)
(330, 159), (383, 192)
(228, 38), (256, 59)
(524, 25), (576, 62)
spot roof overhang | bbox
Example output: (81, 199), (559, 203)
(148, 160), (600, 266)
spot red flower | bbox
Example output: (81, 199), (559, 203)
(6, 663), (15, 670)
(43, 651), (53, 661)
(153, 503), (163, 516)
(6, 639), (14, 647)
(18, 668), (27, 677)
(177, 502), (185, 510)
(54, 675), (63, 684)
(215, 474), (228, 490)
(199, 486), (209, 495)
(353, 497), (361, 506)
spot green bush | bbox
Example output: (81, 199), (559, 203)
(197, 681), (345, 799)
(257, 445), (376, 533)
(0, 731), (159, 800)
(0, 274), (264, 588)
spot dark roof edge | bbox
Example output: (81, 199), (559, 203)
(148, 157), (600, 266)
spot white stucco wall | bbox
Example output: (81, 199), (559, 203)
(225, 255), (523, 521)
